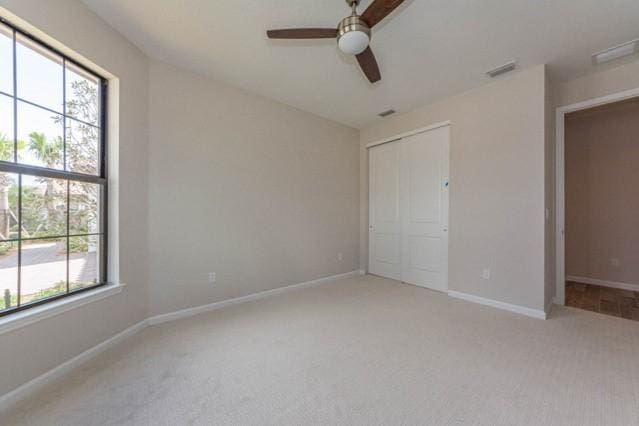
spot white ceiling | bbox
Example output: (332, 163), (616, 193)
(81, 0), (639, 129)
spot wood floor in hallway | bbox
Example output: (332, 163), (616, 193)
(566, 281), (639, 321)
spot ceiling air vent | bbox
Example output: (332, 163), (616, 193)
(378, 109), (396, 117)
(592, 40), (639, 65)
(486, 61), (517, 78)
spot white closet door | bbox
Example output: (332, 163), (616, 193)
(368, 142), (402, 280)
(400, 126), (449, 291)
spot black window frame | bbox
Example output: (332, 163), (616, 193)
(0, 17), (108, 317)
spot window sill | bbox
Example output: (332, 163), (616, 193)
(0, 283), (126, 336)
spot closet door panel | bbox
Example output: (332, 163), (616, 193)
(400, 126), (449, 291)
(368, 142), (402, 280)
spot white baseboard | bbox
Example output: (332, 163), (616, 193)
(0, 319), (147, 412)
(566, 275), (639, 292)
(448, 290), (547, 320)
(545, 296), (556, 317)
(147, 270), (362, 325)
(0, 270), (361, 411)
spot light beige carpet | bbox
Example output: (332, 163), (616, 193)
(3, 274), (639, 425)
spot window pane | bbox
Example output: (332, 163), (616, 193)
(0, 241), (18, 312)
(65, 63), (100, 126)
(0, 94), (14, 162)
(66, 118), (98, 175)
(16, 34), (63, 112)
(0, 23), (12, 95)
(17, 101), (64, 169)
(0, 172), (18, 241)
(69, 234), (100, 290)
(69, 181), (100, 234)
(20, 237), (67, 305)
(21, 175), (67, 238)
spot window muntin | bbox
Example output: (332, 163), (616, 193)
(0, 19), (107, 316)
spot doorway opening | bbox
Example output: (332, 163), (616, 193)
(557, 94), (639, 320)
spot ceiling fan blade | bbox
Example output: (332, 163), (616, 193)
(356, 46), (381, 83)
(360, 0), (405, 28)
(266, 28), (338, 39)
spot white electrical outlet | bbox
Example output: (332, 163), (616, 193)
(610, 258), (620, 267)
(338, 253), (343, 261)
(482, 268), (491, 280)
(208, 272), (216, 283)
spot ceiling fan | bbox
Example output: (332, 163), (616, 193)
(266, 0), (406, 83)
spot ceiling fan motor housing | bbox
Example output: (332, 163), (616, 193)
(337, 15), (371, 55)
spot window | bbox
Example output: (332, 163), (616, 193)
(0, 19), (107, 316)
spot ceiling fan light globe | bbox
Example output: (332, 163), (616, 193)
(338, 30), (370, 55)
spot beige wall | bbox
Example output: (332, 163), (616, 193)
(565, 101), (639, 284)
(360, 66), (548, 311)
(147, 60), (360, 316)
(0, 0), (149, 396)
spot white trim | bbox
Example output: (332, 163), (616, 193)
(0, 270), (362, 411)
(557, 87), (639, 115)
(556, 106), (566, 305)
(448, 290), (547, 320)
(365, 120), (451, 149)
(0, 283), (126, 336)
(555, 86), (639, 306)
(0, 318), (146, 412)
(545, 296), (556, 317)
(147, 270), (362, 325)
(566, 275), (639, 292)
